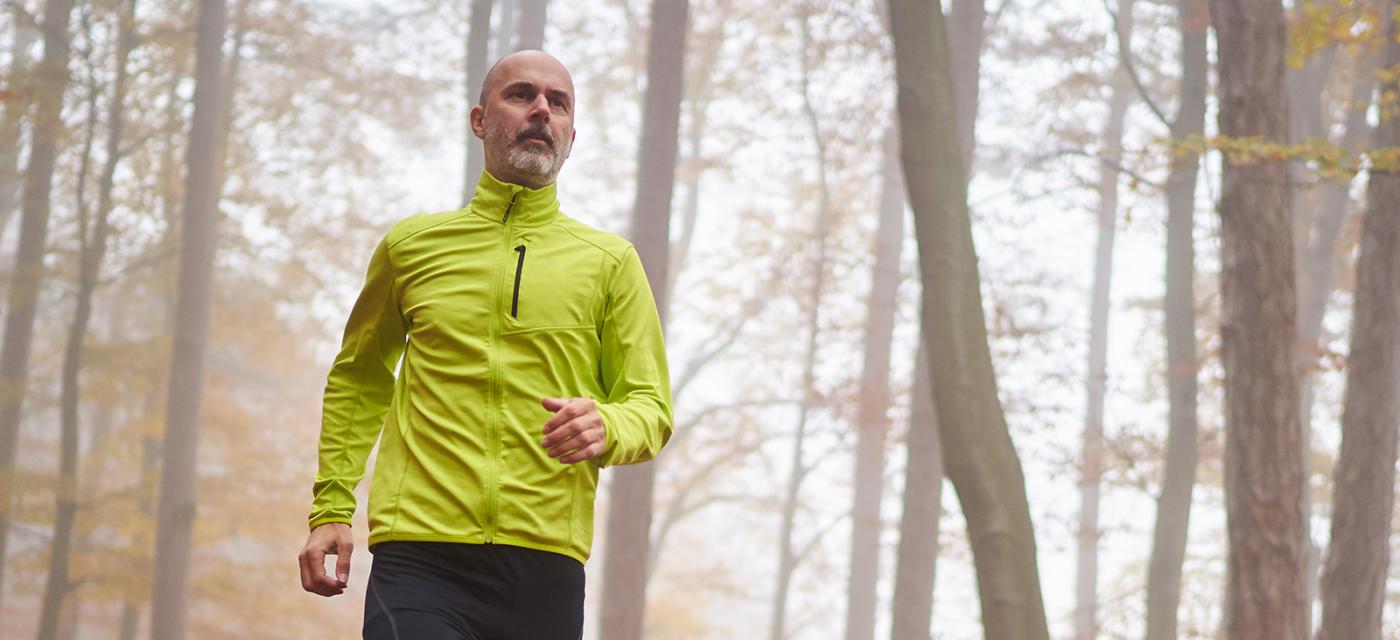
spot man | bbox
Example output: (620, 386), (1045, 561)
(297, 50), (674, 640)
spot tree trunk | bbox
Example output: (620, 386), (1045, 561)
(597, 2), (687, 639)
(844, 128), (903, 640)
(148, 0), (228, 637)
(1208, 2), (1308, 638)
(492, 0), (516, 62)
(768, 15), (835, 640)
(0, 4), (36, 249)
(37, 2), (134, 636)
(515, 0), (547, 51)
(463, 0), (494, 206)
(1075, 4), (1133, 639)
(889, 339), (942, 640)
(0, 0), (78, 610)
(1314, 1), (1400, 635)
(1142, 2), (1207, 639)
(887, 1), (1050, 638)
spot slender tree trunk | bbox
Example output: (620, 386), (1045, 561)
(1209, 2), (1308, 638)
(0, 0), (78, 610)
(515, 0), (547, 51)
(1074, 4), (1133, 639)
(0, 6), (36, 249)
(768, 15), (835, 640)
(463, 0), (494, 206)
(37, 1), (134, 635)
(148, 0), (228, 637)
(889, 340), (942, 640)
(1315, 2), (1400, 635)
(888, 1), (1050, 638)
(1143, 2), (1207, 639)
(597, 2), (687, 639)
(844, 129), (903, 640)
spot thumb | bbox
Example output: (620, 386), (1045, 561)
(335, 540), (352, 585)
(541, 396), (567, 412)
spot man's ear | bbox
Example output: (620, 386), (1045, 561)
(470, 105), (486, 141)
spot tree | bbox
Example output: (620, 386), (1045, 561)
(597, 1), (688, 639)
(1315, 1), (1400, 635)
(1208, 1), (1308, 638)
(0, 0), (79, 611)
(148, 0), (228, 636)
(1143, 1), (1208, 638)
(36, 1), (137, 637)
(1074, 2), (1134, 638)
(887, 0), (1050, 637)
(463, 0), (493, 205)
(0, 3), (37, 249)
(516, 0), (547, 50)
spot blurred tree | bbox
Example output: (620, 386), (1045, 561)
(887, 0), (1050, 638)
(149, 0), (228, 637)
(1143, 0), (1208, 638)
(463, 0), (494, 205)
(1316, 0), (1400, 635)
(36, 1), (136, 637)
(0, 3), (37, 250)
(0, 0), (78, 614)
(517, 0), (548, 50)
(1209, 1), (1308, 638)
(598, 0), (688, 638)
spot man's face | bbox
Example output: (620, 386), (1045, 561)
(472, 52), (577, 188)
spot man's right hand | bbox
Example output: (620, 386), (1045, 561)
(299, 522), (352, 597)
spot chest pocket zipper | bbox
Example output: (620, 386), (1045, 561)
(511, 245), (526, 318)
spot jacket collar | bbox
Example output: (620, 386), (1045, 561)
(468, 170), (561, 226)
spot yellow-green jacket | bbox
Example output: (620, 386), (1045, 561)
(308, 171), (674, 564)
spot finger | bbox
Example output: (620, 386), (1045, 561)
(559, 440), (605, 464)
(298, 550), (314, 593)
(543, 416), (601, 455)
(335, 539), (353, 585)
(542, 400), (583, 434)
(541, 415), (589, 448)
(548, 423), (602, 459)
(541, 396), (567, 413)
(301, 546), (325, 591)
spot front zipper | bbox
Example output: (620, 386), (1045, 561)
(502, 193), (518, 223)
(485, 192), (520, 544)
(511, 245), (526, 318)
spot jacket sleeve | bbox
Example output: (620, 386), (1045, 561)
(308, 233), (408, 530)
(593, 244), (675, 467)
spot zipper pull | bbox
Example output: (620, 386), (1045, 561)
(503, 193), (519, 223)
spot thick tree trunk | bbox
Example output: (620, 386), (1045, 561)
(0, 0), (78, 610)
(1314, 2), (1400, 635)
(37, 3), (134, 636)
(844, 129), (903, 640)
(148, 0), (228, 637)
(1208, 2), (1308, 639)
(492, 0), (516, 62)
(515, 0), (547, 51)
(889, 339), (942, 640)
(0, 5), (36, 249)
(597, 2), (687, 639)
(887, 1), (1050, 638)
(1142, 2), (1207, 639)
(1074, 4), (1133, 638)
(463, 0), (494, 206)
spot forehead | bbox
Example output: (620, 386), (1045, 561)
(490, 54), (575, 97)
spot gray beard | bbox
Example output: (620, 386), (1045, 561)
(488, 120), (571, 182)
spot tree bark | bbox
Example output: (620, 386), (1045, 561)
(0, 0), (78, 611)
(1074, 4), (1133, 639)
(887, 1), (1050, 638)
(1314, 1), (1400, 635)
(844, 128), (903, 640)
(1142, 2), (1207, 639)
(463, 0), (494, 206)
(492, 0), (516, 62)
(1208, 2), (1308, 638)
(148, 0), (228, 637)
(597, 2), (687, 639)
(515, 0), (547, 51)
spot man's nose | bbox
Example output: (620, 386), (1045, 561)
(527, 94), (551, 121)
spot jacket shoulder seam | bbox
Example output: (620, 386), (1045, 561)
(552, 219), (629, 264)
(387, 210), (472, 251)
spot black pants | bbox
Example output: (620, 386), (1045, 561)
(363, 541), (585, 640)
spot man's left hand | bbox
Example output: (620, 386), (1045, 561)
(540, 397), (607, 464)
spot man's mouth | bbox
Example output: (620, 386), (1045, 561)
(518, 130), (553, 146)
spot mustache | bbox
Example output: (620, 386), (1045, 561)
(515, 123), (554, 146)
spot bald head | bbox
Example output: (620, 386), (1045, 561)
(477, 50), (575, 109)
